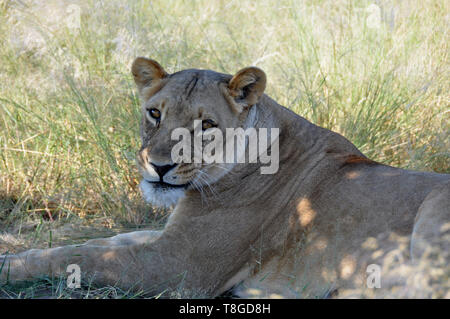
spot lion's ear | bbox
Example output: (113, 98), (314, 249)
(228, 67), (266, 112)
(131, 57), (168, 95)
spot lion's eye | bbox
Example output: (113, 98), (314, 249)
(148, 108), (161, 120)
(202, 119), (216, 131)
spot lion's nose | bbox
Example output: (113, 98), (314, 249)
(150, 163), (177, 179)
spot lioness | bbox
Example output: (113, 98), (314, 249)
(1, 58), (449, 298)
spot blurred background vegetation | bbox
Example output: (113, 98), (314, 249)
(0, 0), (448, 258)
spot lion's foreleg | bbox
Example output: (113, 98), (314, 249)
(0, 243), (147, 288)
(85, 230), (162, 246)
(0, 231), (204, 295)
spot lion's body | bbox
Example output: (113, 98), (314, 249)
(1, 60), (449, 298)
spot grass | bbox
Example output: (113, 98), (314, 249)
(0, 0), (449, 298)
(0, 276), (149, 299)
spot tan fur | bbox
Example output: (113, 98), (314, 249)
(1, 59), (449, 298)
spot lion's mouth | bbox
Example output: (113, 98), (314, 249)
(146, 180), (189, 189)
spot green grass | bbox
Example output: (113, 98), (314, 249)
(0, 276), (148, 299)
(0, 0), (449, 298)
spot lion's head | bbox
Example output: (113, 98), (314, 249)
(132, 57), (267, 207)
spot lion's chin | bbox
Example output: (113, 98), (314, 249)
(140, 180), (186, 208)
